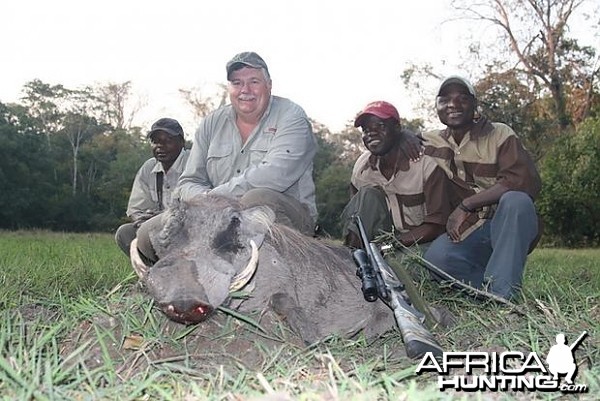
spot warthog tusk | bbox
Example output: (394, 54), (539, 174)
(130, 238), (148, 278)
(229, 240), (259, 292)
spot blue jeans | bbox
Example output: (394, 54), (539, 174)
(424, 191), (538, 300)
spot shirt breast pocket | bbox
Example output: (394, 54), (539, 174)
(206, 142), (233, 179)
(249, 135), (272, 164)
(207, 142), (232, 160)
(402, 204), (425, 227)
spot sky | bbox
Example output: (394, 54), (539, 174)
(2, 0), (597, 136)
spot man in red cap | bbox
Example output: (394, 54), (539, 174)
(341, 101), (455, 249)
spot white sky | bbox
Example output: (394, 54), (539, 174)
(2, 0), (597, 135)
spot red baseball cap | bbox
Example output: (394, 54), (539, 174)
(354, 101), (400, 127)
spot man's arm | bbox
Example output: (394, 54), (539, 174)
(399, 128), (424, 162)
(127, 162), (159, 223)
(397, 223), (445, 247)
(446, 183), (510, 242)
(210, 115), (316, 196)
(446, 131), (541, 242)
(176, 120), (213, 202)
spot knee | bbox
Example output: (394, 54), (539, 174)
(424, 235), (449, 266)
(241, 188), (278, 206)
(115, 223), (136, 255)
(115, 223), (135, 240)
(115, 224), (125, 243)
(498, 191), (535, 215)
(356, 186), (386, 203)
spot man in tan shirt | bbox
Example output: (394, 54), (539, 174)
(342, 101), (454, 249)
(115, 117), (189, 256)
(135, 51), (317, 264)
(423, 76), (541, 301)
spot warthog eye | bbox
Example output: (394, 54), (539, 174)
(212, 214), (243, 255)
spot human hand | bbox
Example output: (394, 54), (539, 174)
(400, 129), (424, 162)
(133, 210), (160, 228)
(446, 207), (471, 242)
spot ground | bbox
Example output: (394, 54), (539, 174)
(16, 287), (413, 382)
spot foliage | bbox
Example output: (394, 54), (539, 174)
(315, 164), (353, 238)
(312, 121), (355, 238)
(179, 83), (228, 127)
(0, 104), (56, 228)
(476, 68), (559, 161)
(538, 116), (600, 246)
(0, 80), (149, 232)
(451, 0), (600, 130)
(2, 70), (600, 244)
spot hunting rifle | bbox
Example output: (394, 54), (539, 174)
(351, 215), (443, 360)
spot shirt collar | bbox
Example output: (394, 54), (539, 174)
(440, 116), (494, 140)
(151, 149), (187, 174)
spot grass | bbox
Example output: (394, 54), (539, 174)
(0, 230), (132, 306)
(0, 230), (598, 400)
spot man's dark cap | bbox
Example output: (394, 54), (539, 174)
(437, 75), (477, 98)
(226, 51), (270, 80)
(147, 118), (184, 139)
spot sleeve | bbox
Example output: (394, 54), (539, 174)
(496, 136), (542, 199)
(349, 152), (371, 190)
(176, 119), (213, 202)
(126, 165), (156, 219)
(209, 114), (316, 196)
(422, 165), (454, 226)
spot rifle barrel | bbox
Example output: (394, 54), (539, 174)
(569, 330), (588, 351)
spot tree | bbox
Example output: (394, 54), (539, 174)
(311, 120), (354, 238)
(20, 79), (70, 144)
(538, 115), (600, 245)
(84, 129), (150, 230)
(179, 84), (228, 124)
(60, 87), (110, 196)
(451, 0), (600, 130)
(401, 63), (444, 126)
(475, 68), (555, 160)
(94, 81), (143, 130)
(0, 102), (56, 228)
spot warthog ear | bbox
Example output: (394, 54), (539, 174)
(238, 205), (275, 250)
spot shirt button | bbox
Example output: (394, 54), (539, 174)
(456, 151), (461, 155)
(241, 150), (244, 154)
(236, 169), (241, 173)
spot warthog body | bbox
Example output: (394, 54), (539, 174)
(135, 195), (396, 344)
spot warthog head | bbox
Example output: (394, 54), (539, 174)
(131, 194), (397, 344)
(131, 195), (272, 325)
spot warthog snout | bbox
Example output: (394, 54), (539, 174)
(162, 299), (214, 325)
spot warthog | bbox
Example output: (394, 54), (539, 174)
(131, 195), (397, 344)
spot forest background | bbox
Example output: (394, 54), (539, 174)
(1, 0), (599, 247)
